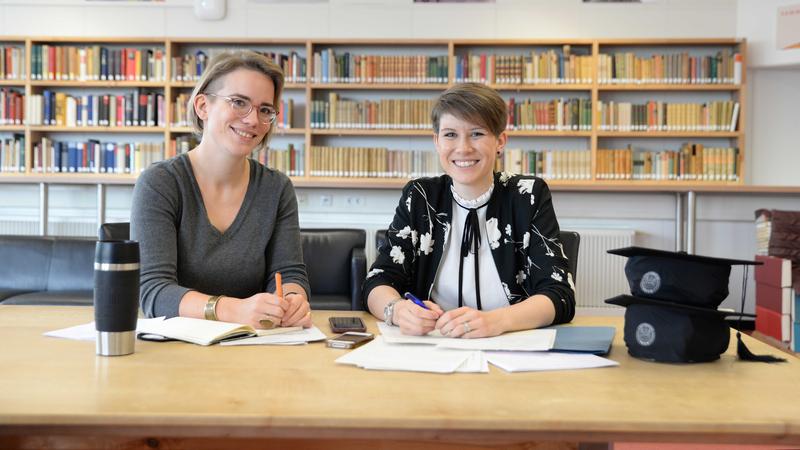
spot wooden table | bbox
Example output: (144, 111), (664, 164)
(1, 306), (798, 450)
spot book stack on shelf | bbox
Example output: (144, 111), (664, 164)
(0, 37), (746, 189)
(755, 209), (800, 352)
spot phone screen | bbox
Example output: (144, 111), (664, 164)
(329, 316), (367, 333)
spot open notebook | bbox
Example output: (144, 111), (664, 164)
(136, 317), (300, 346)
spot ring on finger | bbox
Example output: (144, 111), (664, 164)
(462, 321), (471, 334)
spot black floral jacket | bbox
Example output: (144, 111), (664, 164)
(363, 172), (576, 325)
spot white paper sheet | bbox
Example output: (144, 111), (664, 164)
(44, 317), (166, 341)
(335, 336), (483, 373)
(219, 325), (327, 346)
(377, 322), (556, 351)
(484, 351), (619, 372)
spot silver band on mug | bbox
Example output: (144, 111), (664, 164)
(94, 262), (140, 271)
(96, 330), (136, 356)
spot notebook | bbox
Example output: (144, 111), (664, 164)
(136, 317), (300, 346)
(548, 326), (616, 355)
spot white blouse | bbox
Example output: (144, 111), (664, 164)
(430, 185), (510, 311)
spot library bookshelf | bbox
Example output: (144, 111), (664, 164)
(0, 36), (748, 191)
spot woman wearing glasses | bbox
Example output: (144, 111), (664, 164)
(131, 51), (311, 329)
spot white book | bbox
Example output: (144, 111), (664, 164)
(729, 102), (740, 132)
(137, 316), (301, 346)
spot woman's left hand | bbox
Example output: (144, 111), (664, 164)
(281, 293), (313, 328)
(435, 307), (501, 338)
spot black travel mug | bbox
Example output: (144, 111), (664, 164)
(94, 240), (140, 356)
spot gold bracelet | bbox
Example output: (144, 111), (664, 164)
(204, 295), (222, 321)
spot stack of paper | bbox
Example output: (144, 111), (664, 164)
(335, 323), (618, 374)
(336, 336), (488, 373)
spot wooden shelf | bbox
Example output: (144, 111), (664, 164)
(0, 173), (138, 185)
(597, 131), (741, 138)
(489, 83), (593, 91)
(508, 130), (592, 137)
(28, 126), (165, 133)
(30, 80), (164, 88)
(312, 129), (432, 136)
(169, 81), (306, 89)
(0, 125), (25, 132)
(0, 79), (25, 86)
(597, 84), (741, 91)
(310, 83), (448, 90)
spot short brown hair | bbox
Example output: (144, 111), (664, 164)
(431, 83), (507, 136)
(187, 50), (285, 152)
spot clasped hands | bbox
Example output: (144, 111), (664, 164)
(237, 291), (313, 329)
(391, 299), (499, 338)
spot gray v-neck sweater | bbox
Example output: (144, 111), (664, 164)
(131, 153), (309, 318)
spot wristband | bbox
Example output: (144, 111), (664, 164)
(204, 295), (222, 321)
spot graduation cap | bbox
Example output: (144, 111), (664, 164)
(604, 246), (785, 364)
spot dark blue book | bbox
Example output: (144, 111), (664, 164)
(100, 47), (108, 80)
(43, 90), (52, 125)
(67, 142), (77, 173)
(547, 326), (616, 355)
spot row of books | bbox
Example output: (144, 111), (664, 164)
(453, 47), (593, 84)
(0, 135), (24, 172)
(501, 149), (591, 180)
(597, 50), (742, 84)
(507, 98), (592, 131)
(30, 137), (164, 174)
(309, 146), (441, 178)
(171, 50), (307, 83)
(1, 46), (25, 80)
(170, 135), (198, 157)
(26, 90), (166, 127)
(0, 88), (24, 125)
(310, 96), (436, 129)
(171, 94), (294, 129)
(251, 144), (304, 177)
(311, 51), (448, 84)
(596, 145), (739, 181)
(597, 100), (739, 132)
(30, 45), (166, 81)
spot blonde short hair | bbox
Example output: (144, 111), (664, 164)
(431, 82), (507, 137)
(187, 50), (285, 152)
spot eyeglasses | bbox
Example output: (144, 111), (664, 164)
(204, 93), (277, 124)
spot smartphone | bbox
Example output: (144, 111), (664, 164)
(326, 332), (374, 349)
(329, 316), (367, 333)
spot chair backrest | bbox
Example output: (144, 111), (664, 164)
(0, 235), (95, 292)
(378, 228), (579, 280)
(301, 228), (366, 310)
(98, 222), (130, 240)
(559, 230), (580, 280)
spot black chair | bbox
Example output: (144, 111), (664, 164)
(99, 222), (130, 240)
(101, 223), (367, 311)
(301, 228), (366, 311)
(375, 228), (579, 280)
(559, 230), (580, 281)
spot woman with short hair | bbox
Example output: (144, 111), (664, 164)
(364, 83), (575, 337)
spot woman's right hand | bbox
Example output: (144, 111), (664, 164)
(219, 293), (287, 329)
(392, 299), (443, 336)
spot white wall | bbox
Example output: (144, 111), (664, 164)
(737, 0), (800, 68)
(3, 0), (800, 313)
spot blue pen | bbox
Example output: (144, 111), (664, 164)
(404, 292), (430, 310)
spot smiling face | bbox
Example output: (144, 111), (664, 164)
(194, 68), (276, 158)
(434, 113), (507, 200)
